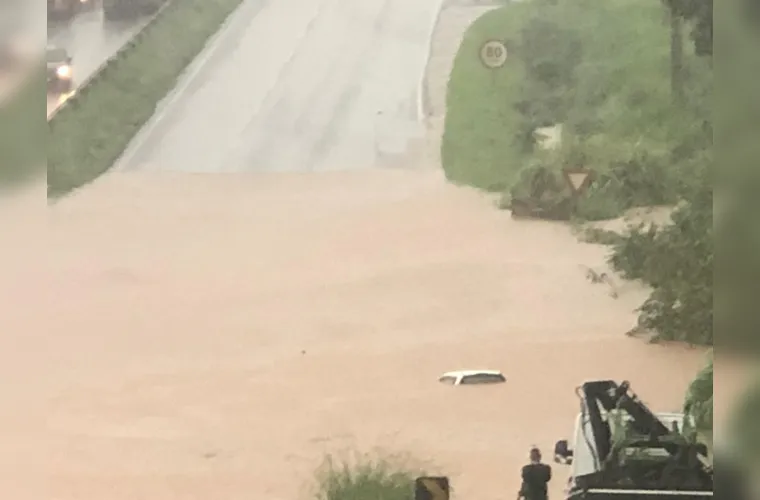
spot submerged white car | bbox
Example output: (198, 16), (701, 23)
(438, 369), (506, 386)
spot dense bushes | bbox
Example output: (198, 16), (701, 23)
(442, 0), (711, 220)
(598, 1), (713, 438)
(445, 0), (714, 344)
(683, 353), (713, 432)
(502, 0), (715, 349)
(510, 0), (711, 220)
(599, 9), (712, 426)
(312, 453), (425, 500)
(608, 186), (712, 345)
(482, 0), (715, 347)
(511, 11), (582, 155)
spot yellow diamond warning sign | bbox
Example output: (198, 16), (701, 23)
(415, 476), (450, 500)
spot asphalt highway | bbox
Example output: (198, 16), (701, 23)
(113, 0), (438, 172)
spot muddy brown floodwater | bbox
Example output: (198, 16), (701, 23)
(12, 0), (715, 497)
(5, 170), (709, 500)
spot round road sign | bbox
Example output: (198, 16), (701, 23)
(479, 40), (507, 69)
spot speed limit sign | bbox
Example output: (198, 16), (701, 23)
(479, 39), (508, 69)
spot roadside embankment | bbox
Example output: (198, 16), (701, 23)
(419, 0), (499, 169)
(47, 0), (248, 198)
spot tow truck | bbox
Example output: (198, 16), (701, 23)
(553, 380), (713, 499)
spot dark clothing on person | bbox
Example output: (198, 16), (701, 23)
(520, 462), (552, 500)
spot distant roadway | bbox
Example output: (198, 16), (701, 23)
(113, 0), (439, 173)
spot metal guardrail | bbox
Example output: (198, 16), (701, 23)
(47, 0), (174, 123)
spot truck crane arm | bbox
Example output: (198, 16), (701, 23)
(561, 380), (713, 498)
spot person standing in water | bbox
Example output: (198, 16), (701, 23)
(518, 446), (552, 500)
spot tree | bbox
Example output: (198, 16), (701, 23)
(663, 0), (713, 57)
(512, 7), (583, 153)
(661, 0), (712, 104)
(683, 353), (713, 431)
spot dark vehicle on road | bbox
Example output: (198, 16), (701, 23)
(77, 0), (98, 12)
(46, 46), (74, 94)
(102, 0), (166, 21)
(47, 0), (94, 21)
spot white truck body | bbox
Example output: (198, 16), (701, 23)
(570, 411), (690, 479)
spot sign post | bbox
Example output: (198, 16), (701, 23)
(479, 40), (508, 153)
(415, 476), (450, 500)
(562, 167), (595, 197)
(479, 39), (508, 70)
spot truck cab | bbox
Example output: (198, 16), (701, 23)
(553, 380), (712, 499)
(558, 412), (693, 490)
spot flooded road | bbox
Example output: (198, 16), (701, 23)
(47, 5), (149, 117)
(5, 170), (706, 500)
(4, 0), (716, 498)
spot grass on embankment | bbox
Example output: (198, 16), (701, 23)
(441, 0), (710, 219)
(312, 452), (427, 500)
(47, 0), (246, 198)
(440, 3), (532, 192)
(0, 72), (46, 188)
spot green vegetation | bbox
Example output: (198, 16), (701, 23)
(444, 0), (712, 344)
(607, 189), (712, 346)
(444, 0), (714, 441)
(0, 72), (45, 188)
(598, 0), (712, 346)
(441, 4), (530, 192)
(683, 353), (713, 433)
(47, 0), (245, 198)
(312, 453), (426, 500)
(443, 0), (710, 219)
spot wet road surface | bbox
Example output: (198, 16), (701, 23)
(8, 171), (709, 500)
(47, 5), (149, 117)
(114, 0), (437, 172)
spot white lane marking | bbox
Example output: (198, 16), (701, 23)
(415, 0), (445, 123)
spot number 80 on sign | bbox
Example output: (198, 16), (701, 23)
(479, 39), (508, 69)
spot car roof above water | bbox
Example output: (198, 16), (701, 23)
(440, 369), (504, 378)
